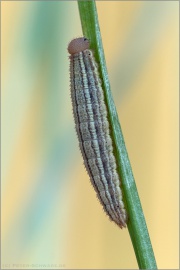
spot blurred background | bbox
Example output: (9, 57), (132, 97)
(2, 1), (179, 269)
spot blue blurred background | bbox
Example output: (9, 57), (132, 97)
(2, 1), (179, 269)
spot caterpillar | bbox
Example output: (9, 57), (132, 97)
(68, 37), (127, 228)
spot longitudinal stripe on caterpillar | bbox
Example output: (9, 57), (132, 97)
(68, 37), (127, 228)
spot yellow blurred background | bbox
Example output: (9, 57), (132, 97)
(2, 1), (179, 269)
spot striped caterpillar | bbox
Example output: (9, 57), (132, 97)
(68, 37), (127, 228)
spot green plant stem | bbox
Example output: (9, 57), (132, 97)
(78, 1), (157, 269)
